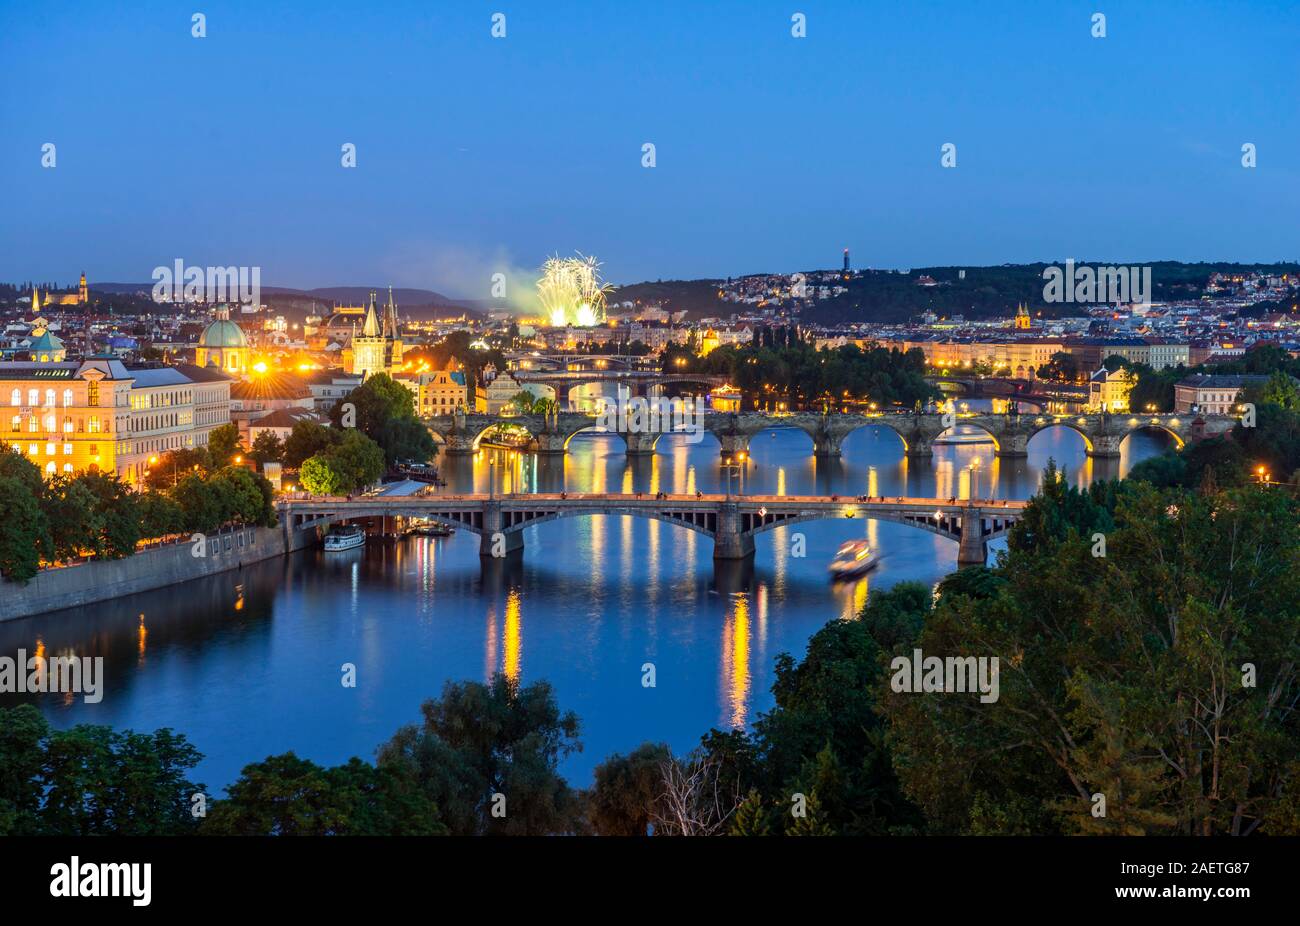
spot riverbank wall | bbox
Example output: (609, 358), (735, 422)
(0, 520), (322, 622)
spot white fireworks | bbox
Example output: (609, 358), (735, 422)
(537, 253), (612, 327)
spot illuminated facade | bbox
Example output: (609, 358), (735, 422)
(0, 360), (232, 485)
(350, 288), (404, 379)
(195, 306), (251, 376)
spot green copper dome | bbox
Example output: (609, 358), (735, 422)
(199, 318), (247, 349)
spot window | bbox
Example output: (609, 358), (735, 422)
(45, 443), (55, 456)
(44, 414), (55, 431)
(63, 417), (73, 433)
(87, 382), (99, 407)
(63, 444), (72, 455)
(63, 389), (73, 407)
(9, 389), (19, 407)
(45, 462), (55, 475)
(63, 463), (72, 473)
(28, 389), (38, 406)
(89, 417), (101, 433)
(28, 417), (38, 433)
(45, 389), (55, 407)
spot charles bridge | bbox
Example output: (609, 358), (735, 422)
(424, 408), (1239, 459)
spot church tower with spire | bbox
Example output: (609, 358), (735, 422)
(351, 290), (390, 379)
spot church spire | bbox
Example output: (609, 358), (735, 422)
(362, 290), (381, 337)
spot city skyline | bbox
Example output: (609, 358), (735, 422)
(4, 0), (1299, 294)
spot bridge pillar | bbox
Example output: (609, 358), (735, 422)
(713, 503), (756, 560)
(904, 437), (933, 458)
(813, 434), (843, 457)
(532, 432), (569, 455)
(1085, 434), (1122, 459)
(995, 432), (1029, 458)
(478, 501), (524, 557)
(620, 430), (658, 456)
(956, 512), (987, 567)
(441, 434), (478, 456)
(717, 432), (751, 460)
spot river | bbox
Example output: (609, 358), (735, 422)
(0, 409), (1172, 792)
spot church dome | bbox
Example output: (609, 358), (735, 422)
(199, 319), (248, 349)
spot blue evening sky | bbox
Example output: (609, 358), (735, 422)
(2, 0), (1297, 296)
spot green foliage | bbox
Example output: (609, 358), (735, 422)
(583, 742), (672, 835)
(880, 476), (1300, 835)
(282, 419), (342, 469)
(41, 475), (104, 561)
(666, 341), (938, 411)
(0, 473), (50, 582)
(299, 430), (386, 495)
(73, 471), (142, 558)
(202, 753), (445, 836)
(206, 423), (243, 469)
(249, 431), (284, 469)
(0, 707), (204, 836)
(376, 675), (582, 835)
(330, 374), (434, 465)
(141, 447), (209, 491)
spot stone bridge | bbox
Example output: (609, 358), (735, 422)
(509, 369), (728, 400)
(426, 408), (1239, 460)
(279, 492), (1028, 565)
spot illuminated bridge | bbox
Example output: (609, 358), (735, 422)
(427, 408), (1239, 459)
(279, 492), (1029, 566)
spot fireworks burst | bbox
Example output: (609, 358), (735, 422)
(536, 253), (613, 327)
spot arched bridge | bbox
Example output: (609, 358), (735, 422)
(426, 409), (1240, 459)
(279, 492), (1028, 566)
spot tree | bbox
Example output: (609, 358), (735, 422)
(40, 475), (103, 561)
(34, 719), (204, 836)
(73, 471), (141, 558)
(299, 455), (350, 496)
(142, 447), (209, 491)
(0, 474), (50, 582)
(376, 675), (582, 835)
(249, 431), (284, 469)
(283, 420), (342, 469)
(583, 742), (671, 835)
(206, 423), (243, 469)
(0, 705), (48, 835)
(379, 415), (436, 465)
(879, 476), (1300, 835)
(202, 753), (445, 836)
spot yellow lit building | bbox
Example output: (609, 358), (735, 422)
(1087, 367), (1135, 413)
(2, 359), (133, 479)
(1, 360), (233, 485)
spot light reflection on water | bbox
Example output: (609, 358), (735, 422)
(0, 404), (1173, 790)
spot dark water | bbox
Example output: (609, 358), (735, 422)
(0, 408), (1173, 793)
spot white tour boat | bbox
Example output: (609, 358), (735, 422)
(828, 539), (878, 579)
(324, 525), (366, 552)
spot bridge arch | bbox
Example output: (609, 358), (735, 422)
(935, 420), (1002, 451)
(1025, 417), (1096, 453)
(1119, 420), (1186, 450)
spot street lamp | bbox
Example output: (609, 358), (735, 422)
(1256, 465), (1270, 485)
(968, 456), (981, 500)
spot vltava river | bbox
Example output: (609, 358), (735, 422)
(0, 411), (1171, 791)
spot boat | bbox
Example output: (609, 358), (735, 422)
(828, 540), (878, 579)
(413, 523), (454, 537)
(323, 525), (366, 551)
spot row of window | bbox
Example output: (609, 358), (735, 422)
(10, 387), (76, 408)
(130, 389), (193, 410)
(9, 415), (105, 434)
